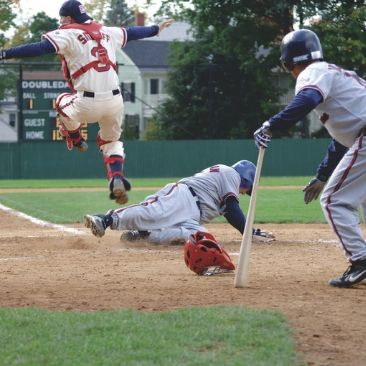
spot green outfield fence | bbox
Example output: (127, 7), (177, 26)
(0, 139), (330, 179)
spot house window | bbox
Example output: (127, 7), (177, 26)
(9, 113), (16, 127)
(150, 79), (159, 95)
(121, 82), (135, 103)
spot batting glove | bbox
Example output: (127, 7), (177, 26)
(302, 177), (326, 204)
(254, 121), (272, 149)
(252, 228), (275, 243)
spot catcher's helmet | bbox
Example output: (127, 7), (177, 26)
(59, 0), (92, 23)
(232, 160), (256, 196)
(280, 29), (323, 72)
(184, 231), (235, 275)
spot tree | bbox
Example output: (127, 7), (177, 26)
(303, 2), (366, 77)
(6, 12), (59, 62)
(0, 0), (18, 101)
(84, 0), (109, 22)
(154, 0), (293, 139)
(104, 0), (134, 26)
(0, 0), (17, 46)
(153, 0), (366, 140)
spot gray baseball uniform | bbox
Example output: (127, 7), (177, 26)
(297, 62), (366, 262)
(110, 164), (241, 243)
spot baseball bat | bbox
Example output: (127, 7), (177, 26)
(234, 147), (266, 288)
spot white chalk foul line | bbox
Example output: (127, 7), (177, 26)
(234, 239), (338, 244)
(0, 203), (85, 236)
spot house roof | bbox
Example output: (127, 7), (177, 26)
(143, 21), (193, 42)
(123, 40), (170, 68)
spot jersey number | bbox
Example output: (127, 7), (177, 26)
(91, 47), (110, 72)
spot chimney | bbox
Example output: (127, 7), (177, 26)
(135, 11), (145, 26)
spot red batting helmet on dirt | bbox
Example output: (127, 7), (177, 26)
(184, 231), (235, 275)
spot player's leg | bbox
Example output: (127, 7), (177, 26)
(96, 96), (130, 204)
(320, 137), (366, 287)
(55, 93), (88, 152)
(98, 138), (130, 205)
(85, 184), (200, 237)
(121, 220), (207, 245)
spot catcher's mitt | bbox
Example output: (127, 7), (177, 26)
(184, 231), (235, 275)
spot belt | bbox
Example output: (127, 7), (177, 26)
(188, 186), (201, 211)
(83, 89), (120, 98)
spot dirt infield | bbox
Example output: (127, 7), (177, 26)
(1, 209), (366, 366)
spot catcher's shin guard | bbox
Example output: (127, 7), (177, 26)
(59, 124), (88, 152)
(103, 155), (131, 205)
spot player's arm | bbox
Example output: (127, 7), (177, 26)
(268, 87), (323, 130)
(254, 87), (323, 148)
(125, 19), (173, 42)
(223, 196), (275, 241)
(223, 196), (246, 234)
(317, 139), (348, 181)
(0, 39), (56, 60)
(303, 139), (348, 204)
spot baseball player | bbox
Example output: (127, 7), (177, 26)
(0, 0), (173, 205)
(84, 160), (275, 244)
(254, 29), (366, 288)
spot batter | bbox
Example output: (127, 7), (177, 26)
(254, 29), (366, 288)
(0, 0), (172, 205)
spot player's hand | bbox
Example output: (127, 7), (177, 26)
(254, 121), (272, 149)
(303, 177), (326, 204)
(252, 228), (275, 243)
(158, 19), (173, 33)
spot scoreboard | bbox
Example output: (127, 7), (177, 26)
(20, 79), (97, 141)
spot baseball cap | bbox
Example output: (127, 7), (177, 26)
(59, 0), (92, 23)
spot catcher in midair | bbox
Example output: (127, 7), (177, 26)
(0, 0), (173, 205)
(84, 160), (275, 245)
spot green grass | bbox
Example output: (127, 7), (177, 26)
(0, 176), (310, 189)
(0, 190), (155, 223)
(0, 180), (326, 224)
(0, 178), (179, 189)
(0, 306), (301, 366)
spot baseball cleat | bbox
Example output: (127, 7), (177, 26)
(109, 176), (128, 205)
(329, 260), (366, 288)
(84, 214), (107, 237)
(76, 140), (88, 152)
(120, 230), (150, 242)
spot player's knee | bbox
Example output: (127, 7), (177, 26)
(98, 138), (124, 156)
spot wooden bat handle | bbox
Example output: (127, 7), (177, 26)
(234, 147), (266, 288)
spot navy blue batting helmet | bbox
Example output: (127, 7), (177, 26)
(280, 29), (323, 72)
(232, 160), (256, 196)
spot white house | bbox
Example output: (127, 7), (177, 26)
(0, 96), (17, 142)
(116, 21), (193, 139)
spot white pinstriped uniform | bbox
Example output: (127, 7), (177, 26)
(43, 25), (127, 157)
(297, 61), (366, 262)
